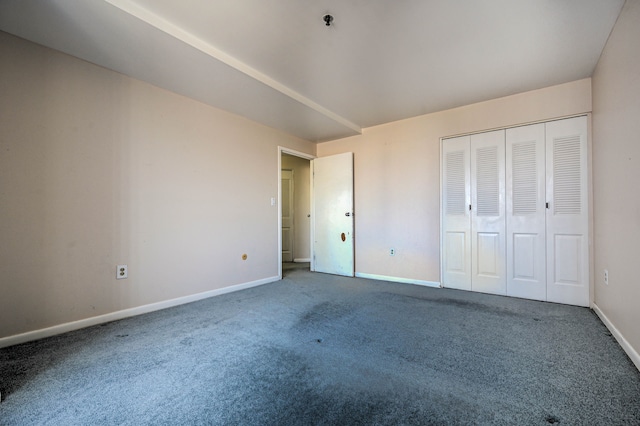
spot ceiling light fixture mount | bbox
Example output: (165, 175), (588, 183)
(323, 14), (333, 26)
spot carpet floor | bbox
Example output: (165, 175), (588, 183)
(1, 269), (639, 425)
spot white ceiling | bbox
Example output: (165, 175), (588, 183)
(0, 0), (625, 142)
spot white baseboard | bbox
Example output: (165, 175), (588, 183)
(593, 303), (640, 372)
(355, 272), (441, 288)
(293, 258), (311, 263)
(0, 276), (279, 349)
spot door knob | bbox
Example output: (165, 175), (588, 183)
(345, 212), (351, 217)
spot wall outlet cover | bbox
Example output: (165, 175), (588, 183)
(117, 264), (128, 280)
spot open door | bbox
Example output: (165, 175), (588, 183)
(312, 152), (354, 277)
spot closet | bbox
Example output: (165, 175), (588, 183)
(441, 116), (589, 307)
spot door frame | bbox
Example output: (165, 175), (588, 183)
(278, 147), (315, 279)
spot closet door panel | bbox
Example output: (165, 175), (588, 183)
(545, 116), (589, 307)
(442, 136), (471, 290)
(471, 130), (506, 295)
(506, 124), (546, 301)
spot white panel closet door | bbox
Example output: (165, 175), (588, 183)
(442, 136), (471, 290)
(506, 124), (547, 301)
(545, 116), (589, 307)
(470, 130), (506, 295)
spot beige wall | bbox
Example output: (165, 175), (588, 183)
(317, 79), (592, 283)
(0, 31), (315, 339)
(281, 154), (311, 261)
(592, 0), (640, 360)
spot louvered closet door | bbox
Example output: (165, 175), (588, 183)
(546, 116), (589, 307)
(506, 124), (547, 301)
(442, 136), (471, 291)
(471, 131), (506, 295)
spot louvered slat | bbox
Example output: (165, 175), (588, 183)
(512, 140), (538, 215)
(553, 136), (581, 215)
(476, 146), (499, 216)
(446, 151), (466, 215)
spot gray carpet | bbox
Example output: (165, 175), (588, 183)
(1, 269), (639, 425)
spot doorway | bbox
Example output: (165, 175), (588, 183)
(279, 148), (313, 278)
(278, 148), (356, 280)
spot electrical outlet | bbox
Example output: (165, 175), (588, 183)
(390, 248), (395, 256)
(117, 264), (128, 280)
(604, 269), (608, 285)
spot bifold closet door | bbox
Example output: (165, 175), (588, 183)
(546, 116), (589, 307)
(506, 124), (547, 301)
(442, 136), (471, 291)
(470, 131), (506, 295)
(443, 116), (589, 305)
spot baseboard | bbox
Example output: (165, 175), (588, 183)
(293, 258), (311, 263)
(0, 276), (279, 349)
(593, 303), (640, 372)
(355, 272), (441, 288)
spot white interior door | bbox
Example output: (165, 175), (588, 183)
(545, 116), (589, 306)
(281, 169), (294, 263)
(471, 130), (506, 295)
(312, 152), (354, 277)
(506, 123), (547, 301)
(442, 136), (471, 290)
